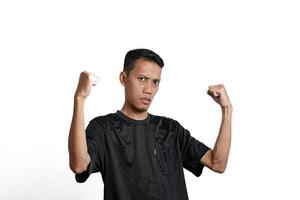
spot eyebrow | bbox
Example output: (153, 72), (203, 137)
(138, 74), (161, 81)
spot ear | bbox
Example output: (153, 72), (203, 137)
(119, 71), (127, 86)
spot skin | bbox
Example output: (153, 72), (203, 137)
(201, 85), (232, 173)
(68, 72), (93, 173)
(68, 58), (232, 174)
(119, 58), (162, 120)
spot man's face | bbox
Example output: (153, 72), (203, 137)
(121, 58), (162, 113)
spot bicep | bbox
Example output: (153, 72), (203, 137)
(200, 150), (224, 173)
(200, 149), (214, 170)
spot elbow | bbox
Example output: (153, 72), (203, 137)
(70, 162), (89, 174)
(214, 166), (226, 174)
(211, 163), (227, 174)
(70, 163), (85, 174)
(69, 155), (90, 174)
(210, 152), (228, 174)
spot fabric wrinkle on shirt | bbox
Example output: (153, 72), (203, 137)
(75, 110), (210, 200)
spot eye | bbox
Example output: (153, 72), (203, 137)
(153, 80), (160, 85)
(138, 76), (145, 81)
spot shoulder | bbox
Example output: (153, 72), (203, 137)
(149, 113), (182, 129)
(88, 112), (117, 128)
(92, 112), (115, 122)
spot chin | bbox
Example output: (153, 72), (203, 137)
(135, 105), (150, 113)
(127, 100), (150, 113)
(137, 107), (149, 112)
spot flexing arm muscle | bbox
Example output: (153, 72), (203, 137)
(201, 106), (232, 173)
(68, 72), (96, 174)
(200, 84), (232, 173)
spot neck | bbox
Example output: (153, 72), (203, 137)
(121, 103), (148, 120)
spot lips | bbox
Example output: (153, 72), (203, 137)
(141, 97), (151, 105)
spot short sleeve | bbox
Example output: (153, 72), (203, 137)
(176, 122), (210, 177)
(75, 119), (106, 183)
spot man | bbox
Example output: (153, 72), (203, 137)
(68, 48), (232, 200)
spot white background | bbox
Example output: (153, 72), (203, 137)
(1, 0), (300, 199)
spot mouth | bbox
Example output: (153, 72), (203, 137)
(141, 97), (151, 105)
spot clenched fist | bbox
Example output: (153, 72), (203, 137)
(207, 84), (232, 108)
(74, 71), (98, 100)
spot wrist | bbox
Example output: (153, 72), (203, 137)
(74, 95), (85, 103)
(221, 104), (233, 113)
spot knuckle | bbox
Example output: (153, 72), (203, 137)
(80, 71), (89, 78)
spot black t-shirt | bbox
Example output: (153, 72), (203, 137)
(75, 111), (210, 200)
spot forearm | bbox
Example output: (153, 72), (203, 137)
(211, 106), (232, 172)
(68, 97), (91, 173)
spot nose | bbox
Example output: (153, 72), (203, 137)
(143, 80), (153, 94)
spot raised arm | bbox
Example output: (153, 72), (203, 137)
(200, 84), (232, 173)
(68, 71), (96, 174)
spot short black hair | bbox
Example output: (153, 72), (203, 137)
(123, 48), (164, 75)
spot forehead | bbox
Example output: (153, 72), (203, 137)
(130, 58), (162, 79)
